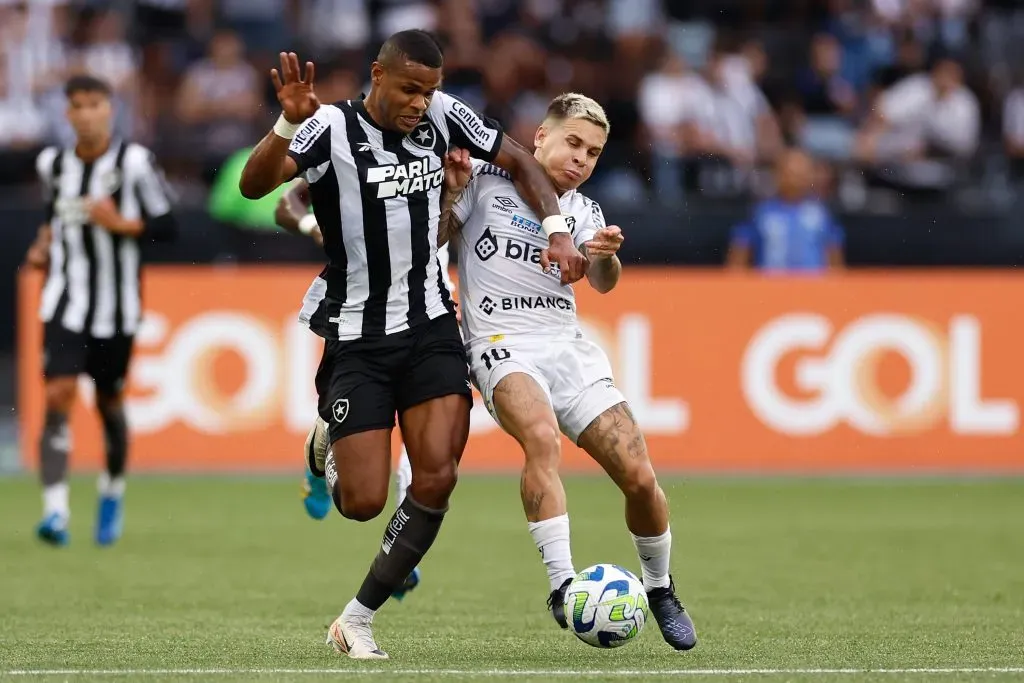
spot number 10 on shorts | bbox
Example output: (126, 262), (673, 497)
(480, 348), (510, 370)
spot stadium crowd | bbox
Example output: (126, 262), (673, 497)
(2, 0), (1023, 208)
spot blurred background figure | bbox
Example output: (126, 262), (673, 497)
(727, 148), (844, 272)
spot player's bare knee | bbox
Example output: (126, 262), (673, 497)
(44, 379), (77, 413)
(410, 458), (458, 507)
(520, 422), (561, 466)
(95, 391), (124, 414)
(335, 486), (388, 522)
(620, 465), (660, 502)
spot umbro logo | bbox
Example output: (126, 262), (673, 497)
(495, 196), (518, 209)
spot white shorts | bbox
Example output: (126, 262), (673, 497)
(468, 336), (626, 444)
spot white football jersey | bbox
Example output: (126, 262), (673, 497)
(453, 160), (604, 345)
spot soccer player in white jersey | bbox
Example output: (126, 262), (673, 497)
(438, 93), (698, 651)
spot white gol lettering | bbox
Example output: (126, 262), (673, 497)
(741, 313), (1019, 436)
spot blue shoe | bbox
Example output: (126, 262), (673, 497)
(302, 419), (332, 521)
(95, 495), (123, 546)
(391, 566), (421, 601)
(302, 466), (332, 520)
(36, 512), (69, 547)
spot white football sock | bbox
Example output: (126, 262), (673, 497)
(527, 514), (576, 591)
(395, 447), (412, 507)
(42, 482), (70, 519)
(341, 597), (376, 621)
(631, 527), (672, 591)
(97, 472), (126, 498)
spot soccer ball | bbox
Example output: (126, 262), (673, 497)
(565, 564), (649, 648)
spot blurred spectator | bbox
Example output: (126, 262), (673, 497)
(727, 148), (845, 271)
(637, 50), (714, 204)
(175, 30), (261, 183)
(1003, 81), (1024, 178)
(790, 33), (859, 162)
(854, 55), (979, 187)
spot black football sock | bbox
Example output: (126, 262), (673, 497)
(40, 411), (70, 487)
(99, 404), (128, 479)
(354, 493), (446, 610)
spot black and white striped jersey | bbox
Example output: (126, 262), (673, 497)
(288, 91), (503, 341)
(36, 140), (173, 338)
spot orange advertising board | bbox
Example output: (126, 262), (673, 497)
(17, 267), (1024, 473)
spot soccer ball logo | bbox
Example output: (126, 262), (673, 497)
(566, 564), (649, 648)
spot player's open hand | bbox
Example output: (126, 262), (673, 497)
(272, 52), (319, 124)
(584, 226), (624, 258)
(541, 232), (589, 285)
(444, 148), (472, 192)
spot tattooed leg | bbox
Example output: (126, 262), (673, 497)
(492, 373), (566, 522)
(577, 402), (669, 537)
(492, 373), (575, 595)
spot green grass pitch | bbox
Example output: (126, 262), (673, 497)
(1, 475), (1022, 683)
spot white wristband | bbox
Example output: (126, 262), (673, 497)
(297, 213), (318, 236)
(273, 114), (301, 140)
(542, 215), (571, 238)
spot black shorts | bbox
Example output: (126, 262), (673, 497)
(43, 322), (135, 395)
(315, 314), (472, 443)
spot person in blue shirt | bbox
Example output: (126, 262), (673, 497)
(727, 148), (844, 271)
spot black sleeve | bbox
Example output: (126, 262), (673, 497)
(286, 107), (334, 179)
(435, 91), (503, 162)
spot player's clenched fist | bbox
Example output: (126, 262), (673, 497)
(272, 52), (319, 124)
(443, 148), (472, 192)
(584, 226), (624, 258)
(542, 233), (589, 285)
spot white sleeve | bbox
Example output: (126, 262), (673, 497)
(574, 198), (605, 250)
(128, 145), (172, 217)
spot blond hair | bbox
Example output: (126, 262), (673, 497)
(543, 92), (610, 135)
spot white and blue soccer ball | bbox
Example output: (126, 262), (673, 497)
(566, 564), (649, 648)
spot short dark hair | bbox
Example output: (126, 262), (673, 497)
(378, 29), (443, 69)
(65, 74), (112, 98)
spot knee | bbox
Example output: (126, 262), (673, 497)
(411, 457), (458, 505)
(333, 486), (387, 522)
(44, 381), (76, 413)
(520, 422), (561, 467)
(620, 466), (661, 501)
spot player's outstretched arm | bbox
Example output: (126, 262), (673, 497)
(492, 135), (588, 285)
(583, 226), (624, 294)
(240, 52), (319, 199)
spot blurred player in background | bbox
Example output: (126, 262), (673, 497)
(438, 93), (698, 651)
(726, 148), (844, 271)
(239, 29), (585, 660)
(24, 75), (176, 547)
(274, 178), (428, 601)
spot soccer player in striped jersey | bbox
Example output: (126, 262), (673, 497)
(240, 31), (587, 660)
(24, 75), (176, 547)
(275, 179), (425, 601)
